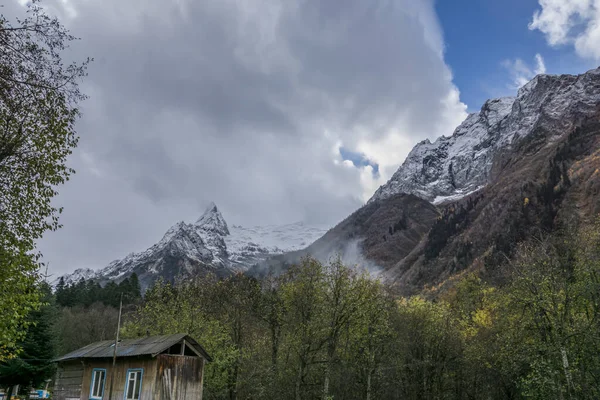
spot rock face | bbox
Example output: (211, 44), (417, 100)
(256, 68), (600, 294)
(57, 203), (327, 291)
(370, 69), (600, 204)
(251, 194), (440, 278)
(391, 111), (600, 294)
(377, 68), (600, 293)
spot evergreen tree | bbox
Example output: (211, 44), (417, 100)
(126, 273), (142, 304)
(0, 283), (57, 393)
(55, 277), (67, 306)
(103, 281), (119, 307)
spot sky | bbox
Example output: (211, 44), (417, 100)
(437, 0), (599, 110)
(5, 0), (599, 277)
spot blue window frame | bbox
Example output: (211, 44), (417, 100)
(90, 368), (106, 399)
(124, 368), (144, 400)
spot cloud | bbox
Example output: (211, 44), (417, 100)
(529, 0), (600, 60)
(4, 0), (467, 276)
(503, 53), (547, 89)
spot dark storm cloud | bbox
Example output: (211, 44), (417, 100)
(14, 0), (467, 275)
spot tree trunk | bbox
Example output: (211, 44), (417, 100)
(561, 347), (573, 398)
(323, 338), (337, 399)
(271, 324), (279, 371)
(323, 363), (330, 400)
(270, 324), (280, 398)
(228, 360), (239, 400)
(366, 368), (373, 400)
(295, 362), (304, 400)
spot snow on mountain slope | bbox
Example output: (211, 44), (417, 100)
(226, 222), (328, 268)
(56, 203), (328, 287)
(57, 268), (96, 286)
(194, 203), (230, 265)
(96, 220), (215, 282)
(370, 97), (515, 203)
(370, 68), (600, 204)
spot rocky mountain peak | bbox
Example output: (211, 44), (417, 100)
(480, 97), (516, 126)
(159, 221), (189, 244)
(56, 267), (96, 286)
(369, 68), (600, 205)
(56, 203), (327, 290)
(195, 202), (229, 236)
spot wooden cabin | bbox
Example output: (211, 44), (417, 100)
(53, 334), (212, 400)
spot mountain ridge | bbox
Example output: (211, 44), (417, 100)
(56, 204), (328, 290)
(252, 67), (600, 293)
(370, 68), (600, 205)
(57, 67), (600, 294)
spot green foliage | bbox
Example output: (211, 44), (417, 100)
(103, 221), (600, 399)
(54, 274), (142, 308)
(0, 246), (40, 361)
(53, 303), (120, 355)
(493, 225), (600, 399)
(122, 277), (243, 399)
(0, 283), (57, 390)
(0, 1), (88, 360)
(123, 258), (392, 400)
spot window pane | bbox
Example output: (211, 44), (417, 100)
(92, 372), (99, 396)
(98, 371), (105, 395)
(133, 373), (141, 399)
(92, 370), (105, 397)
(126, 370), (142, 400)
(127, 375), (135, 398)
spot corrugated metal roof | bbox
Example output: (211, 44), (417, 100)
(55, 334), (212, 362)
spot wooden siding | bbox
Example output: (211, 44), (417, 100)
(53, 361), (84, 400)
(81, 357), (158, 400)
(155, 354), (205, 400)
(54, 355), (205, 400)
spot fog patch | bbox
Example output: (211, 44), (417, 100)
(333, 238), (384, 279)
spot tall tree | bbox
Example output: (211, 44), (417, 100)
(281, 258), (328, 400)
(0, 283), (57, 396)
(126, 272), (142, 304)
(0, 0), (88, 360)
(320, 259), (370, 399)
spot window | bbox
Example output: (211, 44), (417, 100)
(90, 368), (106, 399)
(124, 369), (143, 400)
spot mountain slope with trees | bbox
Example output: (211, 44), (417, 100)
(123, 220), (600, 399)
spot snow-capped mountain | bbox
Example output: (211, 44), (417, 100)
(370, 68), (600, 204)
(57, 268), (97, 287)
(258, 67), (600, 294)
(56, 203), (327, 290)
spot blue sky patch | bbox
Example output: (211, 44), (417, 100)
(435, 0), (597, 111)
(339, 147), (380, 177)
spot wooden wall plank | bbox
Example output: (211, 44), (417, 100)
(54, 354), (205, 400)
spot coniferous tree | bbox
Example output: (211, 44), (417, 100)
(125, 273), (142, 304)
(0, 283), (57, 394)
(55, 277), (67, 306)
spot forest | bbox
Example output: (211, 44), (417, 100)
(3, 222), (600, 400)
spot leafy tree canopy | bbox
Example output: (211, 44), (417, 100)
(0, 0), (89, 360)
